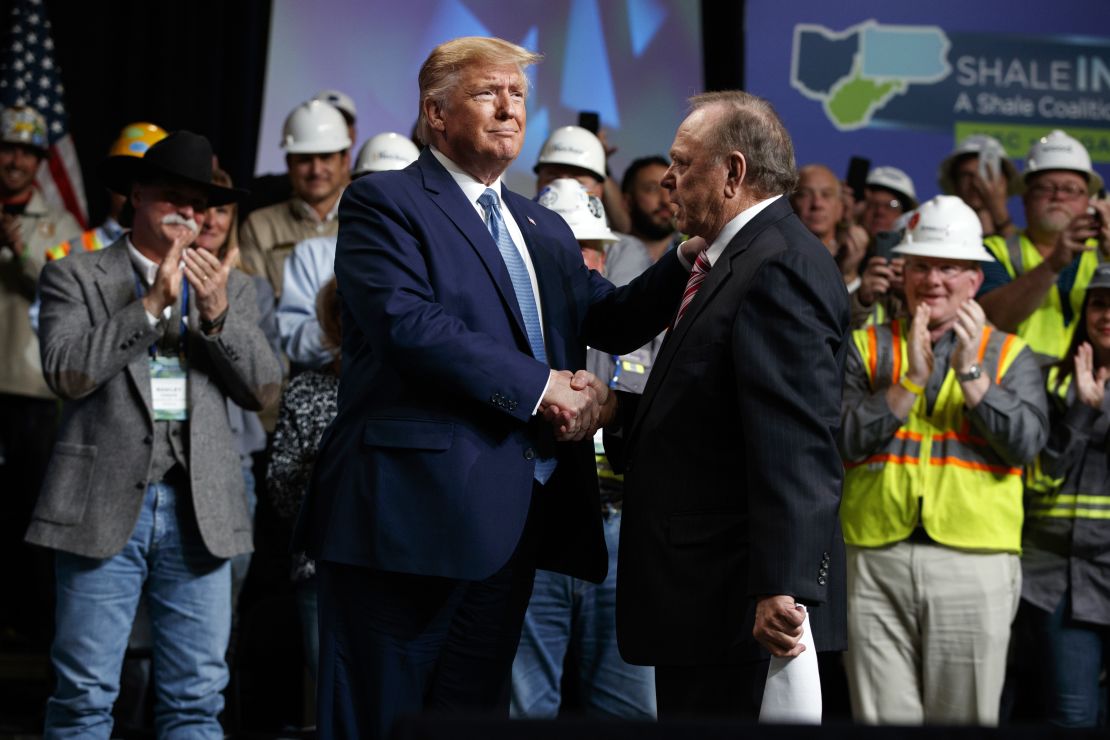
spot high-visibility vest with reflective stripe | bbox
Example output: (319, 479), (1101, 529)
(1025, 369), (1110, 520)
(45, 227), (108, 262)
(842, 319), (1027, 552)
(983, 231), (1100, 361)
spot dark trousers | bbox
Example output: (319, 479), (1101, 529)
(655, 661), (768, 719)
(315, 501), (541, 740)
(0, 392), (57, 647)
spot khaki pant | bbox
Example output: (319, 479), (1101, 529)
(845, 542), (1021, 725)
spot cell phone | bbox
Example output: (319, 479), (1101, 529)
(873, 229), (902, 262)
(846, 156), (870, 202)
(978, 145), (1000, 183)
(578, 110), (600, 135)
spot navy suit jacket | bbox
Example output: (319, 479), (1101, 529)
(297, 149), (688, 583)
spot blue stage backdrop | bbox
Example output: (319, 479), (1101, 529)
(745, 1), (1110, 217)
(255, 0), (702, 194)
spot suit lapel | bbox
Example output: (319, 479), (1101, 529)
(418, 150), (527, 339)
(93, 241), (154, 421)
(629, 198), (795, 440)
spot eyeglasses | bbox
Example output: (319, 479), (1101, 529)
(1027, 182), (1088, 200)
(906, 261), (975, 280)
(865, 197), (903, 212)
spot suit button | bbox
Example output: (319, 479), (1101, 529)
(822, 552), (830, 559)
(490, 394), (499, 404)
(819, 568), (828, 577)
(143, 435), (153, 445)
(818, 576), (827, 586)
(135, 482), (145, 490)
(524, 448), (536, 460)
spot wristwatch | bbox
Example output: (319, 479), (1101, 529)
(956, 363), (982, 382)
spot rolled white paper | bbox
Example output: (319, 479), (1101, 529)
(758, 605), (822, 724)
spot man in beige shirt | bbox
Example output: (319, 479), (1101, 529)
(239, 99), (350, 298)
(0, 104), (80, 646)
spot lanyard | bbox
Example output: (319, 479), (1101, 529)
(133, 271), (189, 359)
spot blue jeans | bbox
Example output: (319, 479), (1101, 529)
(1020, 595), (1109, 727)
(296, 578), (319, 683)
(510, 506), (656, 719)
(45, 479), (231, 739)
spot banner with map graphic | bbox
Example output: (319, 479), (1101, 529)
(745, 2), (1110, 209)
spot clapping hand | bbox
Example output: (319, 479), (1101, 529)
(184, 242), (237, 324)
(1074, 342), (1109, 410)
(906, 302), (934, 387)
(950, 298), (987, 376)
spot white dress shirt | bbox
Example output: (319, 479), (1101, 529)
(430, 147), (550, 412)
(704, 194), (783, 267)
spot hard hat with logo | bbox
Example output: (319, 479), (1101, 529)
(108, 122), (168, 158)
(313, 89), (357, 124)
(1022, 129), (1103, 196)
(892, 195), (995, 262)
(281, 100), (352, 154)
(354, 132), (419, 175)
(1, 105), (48, 154)
(534, 125), (606, 182)
(938, 134), (1019, 195)
(866, 166), (917, 210)
(536, 178), (617, 243)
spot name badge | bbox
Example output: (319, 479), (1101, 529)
(150, 356), (188, 421)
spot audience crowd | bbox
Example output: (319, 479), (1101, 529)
(1, 64), (1108, 735)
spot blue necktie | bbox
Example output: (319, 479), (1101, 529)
(478, 188), (557, 484)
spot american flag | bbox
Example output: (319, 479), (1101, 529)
(0, 0), (87, 228)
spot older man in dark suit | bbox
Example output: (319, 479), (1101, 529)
(297, 36), (700, 740)
(616, 91), (850, 717)
(27, 131), (282, 738)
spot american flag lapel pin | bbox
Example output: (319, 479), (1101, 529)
(527, 216), (536, 226)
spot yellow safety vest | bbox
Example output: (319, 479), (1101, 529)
(842, 319), (1027, 552)
(45, 228), (106, 262)
(983, 231), (1100, 361)
(1025, 369), (1110, 519)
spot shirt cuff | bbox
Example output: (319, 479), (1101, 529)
(532, 372), (552, 416)
(845, 276), (861, 294)
(675, 241), (693, 271)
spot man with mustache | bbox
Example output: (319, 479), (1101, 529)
(0, 105), (81, 648)
(978, 130), (1110, 363)
(27, 131), (281, 738)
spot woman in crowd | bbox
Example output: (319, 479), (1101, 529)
(267, 277), (341, 682)
(1015, 262), (1110, 727)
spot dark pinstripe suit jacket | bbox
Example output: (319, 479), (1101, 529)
(616, 197), (850, 666)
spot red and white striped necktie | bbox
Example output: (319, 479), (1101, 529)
(673, 250), (712, 328)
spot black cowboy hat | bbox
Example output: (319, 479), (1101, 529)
(98, 130), (247, 206)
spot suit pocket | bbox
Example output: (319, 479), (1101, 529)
(362, 418), (454, 450)
(667, 511), (742, 546)
(33, 442), (96, 525)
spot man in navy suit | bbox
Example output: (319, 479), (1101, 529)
(297, 36), (698, 739)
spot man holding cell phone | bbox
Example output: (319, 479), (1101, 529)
(978, 130), (1110, 363)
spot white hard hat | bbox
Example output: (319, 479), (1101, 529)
(534, 126), (606, 182)
(892, 195), (995, 262)
(536, 178), (617, 243)
(866, 166), (917, 209)
(313, 89), (357, 123)
(354, 132), (419, 175)
(282, 100), (352, 154)
(938, 134), (1020, 195)
(1022, 129), (1103, 196)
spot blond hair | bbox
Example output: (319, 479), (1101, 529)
(416, 36), (543, 144)
(689, 91), (797, 197)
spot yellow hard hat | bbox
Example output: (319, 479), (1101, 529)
(108, 122), (168, 158)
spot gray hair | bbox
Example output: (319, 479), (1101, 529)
(688, 91), (798, 197)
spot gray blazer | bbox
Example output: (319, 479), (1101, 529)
(26, 239), (283, 559)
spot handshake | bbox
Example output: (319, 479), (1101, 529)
(539, 369), (617, 442)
